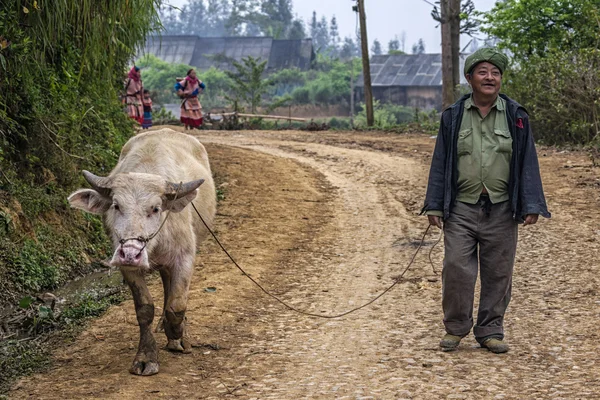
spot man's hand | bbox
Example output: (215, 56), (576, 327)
(523, 214), (539, 226)
(428, 215), (443, 229)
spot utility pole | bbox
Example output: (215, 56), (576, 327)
(354, 0), (374, 126)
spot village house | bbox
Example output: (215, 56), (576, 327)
(356, 53), (469, 111)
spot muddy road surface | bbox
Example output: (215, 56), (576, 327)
(10, 128), (600, 399)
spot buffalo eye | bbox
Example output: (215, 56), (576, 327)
(113, 203), (120, 211)
(152, 206), (160, 214)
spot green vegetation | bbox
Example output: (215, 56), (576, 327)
(354, 101), (438, 131)
(225, 56), (273, 113)
(0, 4), (161, 391)
(482, 0), (600, 145)
(140, 54), (363, 112)
(0, 0), (162, 306)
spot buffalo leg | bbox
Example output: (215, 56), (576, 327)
(164, 267), (192, 353)
(155, 268), (171, 333)
(122, 269), (159, 375)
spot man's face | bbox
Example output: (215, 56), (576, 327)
(466, 62), (502, 98)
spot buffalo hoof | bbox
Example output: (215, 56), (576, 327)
(167, 338), (192, 354)
(130, 359), (159, 376)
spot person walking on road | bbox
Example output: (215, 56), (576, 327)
(422, 48), (551, 354)
(124, 66), (144, 124)
(175, 69), (205, 130)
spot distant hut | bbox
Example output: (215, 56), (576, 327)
(355, 53), (469, 111)
(143, 35), (315, 72)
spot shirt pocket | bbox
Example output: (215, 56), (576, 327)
(494, 129), (513, 153)
(457, 128), (473, 156)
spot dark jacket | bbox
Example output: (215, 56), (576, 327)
(422, 94), (551, 222)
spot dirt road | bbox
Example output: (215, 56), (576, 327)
(10, 128), (600, 399)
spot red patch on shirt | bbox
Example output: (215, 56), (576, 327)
(516, 118), (524, 129)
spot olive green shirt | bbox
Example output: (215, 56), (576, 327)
(456, 95), (512, 204)
(426, 95), (511, 217)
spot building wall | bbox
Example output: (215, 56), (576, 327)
(355, 86), (443, 111)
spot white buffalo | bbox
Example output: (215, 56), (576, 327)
(68, 129), (216, 375)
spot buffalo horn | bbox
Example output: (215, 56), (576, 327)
(83, 170), (112, 196)
(164, 179), (205, 199)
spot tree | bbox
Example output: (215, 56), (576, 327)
(224, 56), (270, 114)
(310, 11), (319, 42)
(340, 36), (359, 59)
(257, 0), (294, 38)
(180, 0), (208, 36)
(226, 0), (255, 36)
(482, 0), (598, 59)
(288, 19), (307, 40)
(411, 38), (425, 54)
(481, 0), (600, 144)
(388, 37), (400, 53)
(330, 16), (341, 55)
(431, 0), (480, 108)
(372, 39), (383, 55)
(160, 0), (232, 37)
(315, 16), (330, 51)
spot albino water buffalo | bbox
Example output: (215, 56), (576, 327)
(68, 129), (216, 375)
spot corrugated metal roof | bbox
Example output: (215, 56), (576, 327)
(357, 53), (469, 87)
(190, 37), (273, 71)
(142, 36), (314, 72)
(268, 39), (314, 71)
(144, 36), (198, 65)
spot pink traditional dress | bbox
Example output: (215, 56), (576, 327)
(177, 76), (204, 128)
(125, 67), (144, 124)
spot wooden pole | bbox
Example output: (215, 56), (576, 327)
(207, 112), (308, 122)
(441, 0), (454, 110)
(357, 0), (374, 127)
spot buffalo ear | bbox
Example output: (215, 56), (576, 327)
(68, 189), (111, 215)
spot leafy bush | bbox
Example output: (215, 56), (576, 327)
(354, 101), (429, 129)
(329, 117), (352, 130)
(291, 87), (311, 104)
(0, 0), (159, 307)
(313, 85), (334, 105)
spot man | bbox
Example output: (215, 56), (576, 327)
(422, 48), (550, 354)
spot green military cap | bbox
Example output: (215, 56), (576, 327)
(464, 47), (509, 75)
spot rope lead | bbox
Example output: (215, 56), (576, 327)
(192, 202), (439, 319)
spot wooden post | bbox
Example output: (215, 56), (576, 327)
(357, 0), (374, 127)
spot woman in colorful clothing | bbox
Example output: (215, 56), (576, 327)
(125, 66), (144, 124)
(175, 69), (205, 130)
(141, 89), (153, 129)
